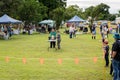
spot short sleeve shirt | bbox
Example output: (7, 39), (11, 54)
(112, 40), (120, 61)
(57, 33), (61, 41)
(104, 45), (109, 55)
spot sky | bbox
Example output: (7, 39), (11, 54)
(67, 0), (120, 14)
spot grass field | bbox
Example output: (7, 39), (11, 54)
(0, 29), (114, 80)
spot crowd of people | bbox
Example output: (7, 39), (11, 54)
(0, 25), (13, 40)
(71, 22), (120, 80)
(22, 24), (36, 35)
(1, 21), (120, 80)
(49, 22), (120, 80)
(111, 33), (120, 80)
(36, 24), (56, 34)
(66, 22), (120, 80)
(102, 33), (120, 80)
(90, 22), (120, 80)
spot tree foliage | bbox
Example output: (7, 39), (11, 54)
(18, 0), (47, 23)
(84, 3), (110, 32)
(38, 0), (66, 19)
(117, 10), (120, 17)
(0, 0), (23, 18)
(85, 3), (110, 21)
(0, 1), (117, 29)
(37, 0), (66, 29)
(64, 5), (83, 21)
(50, 7), (65, 29)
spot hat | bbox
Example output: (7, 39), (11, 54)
(113, 33), (120, 39)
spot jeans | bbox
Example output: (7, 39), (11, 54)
(105, 54), (109, 66)
(112, 59), (120, 80)
(57, 40), (61, 49)
(50, 41), (56, 48)
(8, 31), (12, 37)
(69, 32), (73, 38)
(110, 62), (113, 75)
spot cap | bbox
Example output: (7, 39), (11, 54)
(113, 33), (120, 39)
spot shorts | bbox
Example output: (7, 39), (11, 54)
(92, 31), (96, 35)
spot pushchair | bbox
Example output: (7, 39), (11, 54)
(48, 36), (57, 51)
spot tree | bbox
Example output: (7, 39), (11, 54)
(38, 0), (66, 19)
(84, 6), (94, 19)
(108, 14), (116, 21)
(117, 10), (120, 17)
(84, 3), (110, 32)
(0, 0), (23, 18)
(18, 0), (47, 24)
(64, 5), (83, 21)
(50, 7), (65, 30)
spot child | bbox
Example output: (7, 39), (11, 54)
(91, 24), (96, 39)
(103, 40), (109, 67)
(56, 30), (61, 49)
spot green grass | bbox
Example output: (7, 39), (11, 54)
(0, 30), (114, 80)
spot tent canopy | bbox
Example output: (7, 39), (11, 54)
(39, 20), (54, 24)
(0, 14), (22, 24)
(39, 20), (56, 27)
(67, 15), (85, 23)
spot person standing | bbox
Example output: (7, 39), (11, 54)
(116, 23), (120, 34)
(49, 28), (56, 48)
(91, 24), (96, 39)
(103, 40), (109, 67)
(111, 33), (120, 80)
(104, 26), (108, 38)
(69, 24), (74, 39)
(106, 24), (109, 38)
(56, 30), (61, 49)
(100, 24), (103, 39)
(7, 25), (12, 37)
